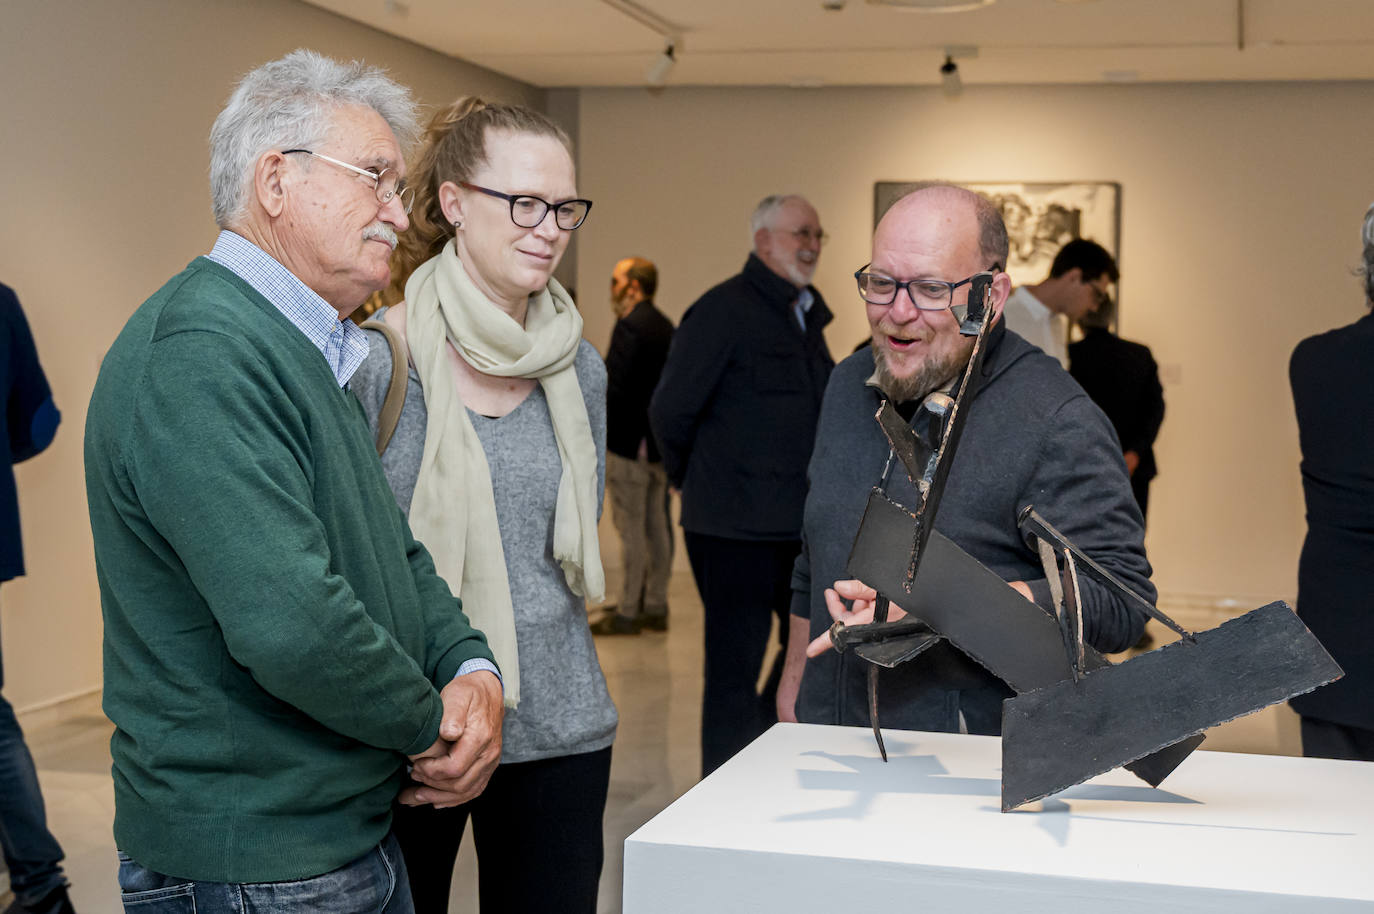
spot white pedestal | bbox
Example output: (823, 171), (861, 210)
(624, 723), (1374, 912)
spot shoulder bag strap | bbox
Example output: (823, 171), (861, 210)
(359, 318), (410, 456)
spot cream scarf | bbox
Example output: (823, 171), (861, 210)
(404, 239), (604, 708)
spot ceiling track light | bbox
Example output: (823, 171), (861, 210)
(646, 42), (677, 87)
(598, 0), (686, 89)
(940, 55), (962, 99)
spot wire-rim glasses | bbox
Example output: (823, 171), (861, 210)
(459, 182), (593, 231)
(854, 264), (1001, 317)
(282, 149), (414, 214)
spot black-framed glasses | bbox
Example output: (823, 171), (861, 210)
(282, 149), (414, 214)
(854, 264), (1002, 315)
(459, 182), (592, 231)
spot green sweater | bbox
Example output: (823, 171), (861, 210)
(85, 258), (494, 882)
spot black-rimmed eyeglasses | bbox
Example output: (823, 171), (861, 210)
(854, 264), (1002, 313)
(459, 182), (592, 231)
(282, 149), (414, 214)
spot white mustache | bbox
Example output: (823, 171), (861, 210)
(363, 223), (398, 250)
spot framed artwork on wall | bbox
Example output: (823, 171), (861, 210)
(873, 181), (1122, 300)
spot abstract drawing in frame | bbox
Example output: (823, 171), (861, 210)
(873, 181), (1122, 309)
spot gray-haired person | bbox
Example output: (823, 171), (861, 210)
(85, 50), (502, 913)
(649, 194), (834, 776)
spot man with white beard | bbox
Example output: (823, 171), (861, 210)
(650, 194), (834, 776)
(777, 183), (1151, 734)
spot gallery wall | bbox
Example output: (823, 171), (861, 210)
(573, 81), (1374, 612)
(0, 0), (542, 711)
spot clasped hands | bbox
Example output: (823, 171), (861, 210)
(401, 670), (504, 809)
(806, 578), (1036, 658)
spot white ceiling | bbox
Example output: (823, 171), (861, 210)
(301, 0), (1374, 89)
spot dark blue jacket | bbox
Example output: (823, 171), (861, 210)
(650, 254), (833, 540)
(2, 283), (61, 582)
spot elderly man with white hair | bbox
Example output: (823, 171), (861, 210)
(84, 50), (501, 913)
(650, 193), (834, 777)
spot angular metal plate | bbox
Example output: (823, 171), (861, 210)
(1000, 601), (1344, 811)
(855, 631), (944, 669)
(846, 489), (1206, 785)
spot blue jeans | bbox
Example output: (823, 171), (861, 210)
(115, 833), (414, 913)
(0, 637), (69, 907)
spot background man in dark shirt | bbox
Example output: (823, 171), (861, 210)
(593, 257), (675, 636)
(650, 194), (833, 775)
(1, 281), (74, 914)
(1069, 293), (1166, 520)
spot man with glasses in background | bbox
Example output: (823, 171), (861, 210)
(778, 183), (1150, 734)
(1002, 238), (1119, 368)
(650, 194), (834, 776)
(85, 51), (502, 913)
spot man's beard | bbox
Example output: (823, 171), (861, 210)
(871, 336), (972, 404)
(783, 258), (816, 288)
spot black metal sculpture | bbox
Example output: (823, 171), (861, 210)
(830, 275), (1343, 811)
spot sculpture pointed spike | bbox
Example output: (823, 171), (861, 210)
(868, 663), (887, 763)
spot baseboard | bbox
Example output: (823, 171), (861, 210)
(14, 686), (104, 732)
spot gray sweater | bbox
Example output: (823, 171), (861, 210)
(351, 310), (617, 763)
(793, 322), (1152, 734)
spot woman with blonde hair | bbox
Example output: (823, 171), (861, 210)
(350, 97), (614, 913)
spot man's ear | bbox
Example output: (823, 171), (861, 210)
(255, 151), (289, 219)
(752, 227), (771, 256)
(989, 271), (1014, 322)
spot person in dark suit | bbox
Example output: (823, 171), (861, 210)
(1286, 202), (1374, 762)
(1, 282), (76, 914)
(593, 257), (675, 636)
(650, 194), (833, 776)
(1069, 293), (1165, 521)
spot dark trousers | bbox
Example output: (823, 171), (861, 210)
(1300, 716), (1374, 762)
(685, 532), (799, 777)
(392, 746), (612, 914)
(0, 600), (69, 908)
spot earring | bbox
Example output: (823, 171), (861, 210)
(453, 220), (462, 230)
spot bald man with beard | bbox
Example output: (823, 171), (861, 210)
(777, 184), (1151, 734)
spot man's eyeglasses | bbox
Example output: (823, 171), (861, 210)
(781, 228), (828, 246)
(854, 264), (1002, 316)
(282, 149), (414, 214)
(459, 182), (592, 231)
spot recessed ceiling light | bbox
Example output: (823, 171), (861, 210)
(866, 0), (995, 12)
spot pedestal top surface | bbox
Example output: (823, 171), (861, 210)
(628, 723), (1373, 902)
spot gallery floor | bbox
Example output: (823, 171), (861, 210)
(9, 556), (1302, 914)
